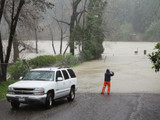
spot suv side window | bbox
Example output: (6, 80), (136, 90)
(62, 70), (69, 80)
(67, 69), (76, 78)
(56, 71), (63, 81)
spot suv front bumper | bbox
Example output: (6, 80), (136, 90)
(6, 94), (47, 104)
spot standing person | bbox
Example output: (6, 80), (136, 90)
(101, 69), (114, 95)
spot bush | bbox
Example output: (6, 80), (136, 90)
(28, 55), (56, 68)
(7, 54), (80, 81)
(60, 53), (80, 67)
(149, 43), (160, 72)
(55, 54), (63, 62)
(7, 59), (28, 80)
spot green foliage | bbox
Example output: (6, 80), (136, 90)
(145, 22), (160, 41)
(72, 25), (83, 43)
(117, 23), (134, 41)
(7, 59), (28, 80)
(105, 0), (160, 41)
(149, 43), (160, 72)
(7, 54), (80, 81)
(60, 53), (80, 67)
(71, 25), (83, 50)
(55, 54), (63, 62)
(28, 55), (56, 68)
(0, 80), (17, 100)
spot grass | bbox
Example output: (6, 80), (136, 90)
(0, 80), (17, 100)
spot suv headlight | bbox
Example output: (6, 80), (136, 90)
(8, 87), (14, 91)
(34, 88), (44, 91)
(34, 88), (45, 95)
(8, 87), (14, 94)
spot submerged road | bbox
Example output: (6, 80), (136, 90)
(0, 93), (160, 120)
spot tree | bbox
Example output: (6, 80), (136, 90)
(53, 0), (87, 55)
(0, 0), (54, 82)
(82, 0), (107, 61)
(52, 5), (68, 55)
(0, 0), (25, 82)
(3, 0), (54, 62)
(149, 43), (160, 72)
(48, 24), (56, 54)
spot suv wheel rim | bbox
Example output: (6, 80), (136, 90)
(71, 90), (75, 99)
(49, 97), (52, 106)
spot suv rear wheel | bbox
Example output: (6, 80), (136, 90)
(67, 87), (75, 102)
(45, 93), (53, 109)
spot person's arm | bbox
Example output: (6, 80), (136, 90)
(104, 73), (106, 81)
(110, 72), (114, 76)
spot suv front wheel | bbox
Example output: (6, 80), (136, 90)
(11, 102), (20, 109)
(67, 87), (75, 102)
(45, 93), (53, 109)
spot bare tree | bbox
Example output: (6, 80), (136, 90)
(34, 17), (38, 54)
(49, 25), (56, 54)
(53, 0), (88, 55)
(3, 0), (54, 62)
(0, 0), (25, 81)
(0, 0), (54, 81)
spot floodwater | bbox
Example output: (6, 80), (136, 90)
(18, 41), (157, 59)
(21, 41), (160, 93)
(73, 42), (160, 93)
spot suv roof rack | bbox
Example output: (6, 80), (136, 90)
(58, 66), (70, 69)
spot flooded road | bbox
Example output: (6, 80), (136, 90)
(73, 56), (160, 93)
(73, 42), (160, 94)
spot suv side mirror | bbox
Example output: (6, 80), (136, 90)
(19, 76), (23, 80)
(57, 77), (63, 82)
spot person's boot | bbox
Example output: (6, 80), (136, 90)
(101, 92), (104, 94)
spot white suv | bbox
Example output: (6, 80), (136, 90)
(6, 67), (77, 109)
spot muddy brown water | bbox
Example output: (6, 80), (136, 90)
(73, 55), (160, 94)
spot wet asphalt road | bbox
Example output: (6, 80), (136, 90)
(1, 93), (160, 120)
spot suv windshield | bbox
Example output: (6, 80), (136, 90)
(23, 71), (55, 81)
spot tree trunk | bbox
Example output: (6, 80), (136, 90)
(60, 27), (63, 54)
(49, 25), (56, 54)
(0, 64), (7, 82)
(69, 0), (82, 55)
(0, 34), (5, 82)
(63, 45), (69, 55)
(70, 14), (75, 55)
(4, 9), (19, 62)
(35, 27), (38, 54)
(13, 34), (19, 62)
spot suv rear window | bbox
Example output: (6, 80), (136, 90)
(67, 69), (76, 78)
(62, 70), (69, 80)
(56, 71), (63, 81)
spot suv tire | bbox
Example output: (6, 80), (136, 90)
(11, 102), (20, 109)
(67, 87), (75, 102)
(45, 93), (53, 109)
